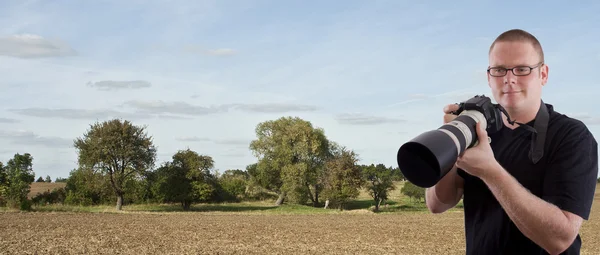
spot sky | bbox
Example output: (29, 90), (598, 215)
(1, 0), (599, 180)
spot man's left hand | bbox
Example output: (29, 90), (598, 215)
(455, 122), (499, 179)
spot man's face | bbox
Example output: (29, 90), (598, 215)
(487, 41), (548, 112)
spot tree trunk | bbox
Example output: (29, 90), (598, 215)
(275, 192), (286, 206)
(116, 194), (123, 211)
(375, 197), (382, 212)
(182, 200), (191, 211)
(313, 188), (320, 207)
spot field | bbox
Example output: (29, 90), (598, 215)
(27, 182), (66, 199)
(1, 183), (599, 254)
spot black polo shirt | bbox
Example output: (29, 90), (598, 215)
(457, 101), (598, 254)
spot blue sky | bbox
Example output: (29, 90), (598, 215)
(1, 0), (599, 180)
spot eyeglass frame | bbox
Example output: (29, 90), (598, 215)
(487, 62), (544, 77)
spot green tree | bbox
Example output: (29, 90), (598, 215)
(73, 119), (157, 210)
(64, 167), (113, 206)
(401, 181), (425, 202)
(218, 169), (249, 201)
(362, 163), (396, 211)
(36, 176), (44, 182)
(4, 153), (36, 209)
(249, 117), (331, 206)
(45, 175), (52, 183)
(321, 146), (364, 210)
(154, 149), (216, 210)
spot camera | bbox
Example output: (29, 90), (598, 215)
(396, 95), (505, 188)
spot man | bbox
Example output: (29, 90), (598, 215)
(425, 29), (598, 254)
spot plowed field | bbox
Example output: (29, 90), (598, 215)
(1, 186), (598, 254)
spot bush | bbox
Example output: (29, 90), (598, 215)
(401, 181), (425, 202)
(64, 191), (93, 206)
(20, 199), (32, 211)
(31, 188), (67, 205)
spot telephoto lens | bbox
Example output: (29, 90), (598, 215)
(396, 110), (487, 188)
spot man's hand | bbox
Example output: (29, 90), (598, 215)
(455, 121), (498, 179)
(443, 104), (459, 124)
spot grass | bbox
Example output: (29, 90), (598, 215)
(22, 181), (438, 215)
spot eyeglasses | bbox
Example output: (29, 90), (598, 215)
(487, 62), (544, 77)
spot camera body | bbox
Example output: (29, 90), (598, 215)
(396, 94), (506, 188)
(451, 94), (504, 135)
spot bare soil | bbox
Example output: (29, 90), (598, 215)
(0, 185), (597, 254)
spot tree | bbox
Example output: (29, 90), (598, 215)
(73, 119), (157, 210)
(45, 175), (52, 183)
(321, 146), (364, 210)
(362, 164), (396, 211)
(249, 117), (331, 206)
(0, 162), (6, 206)
(154, 149), (216, 210)
(4, 153), (36, 209)
(36, 176), (44, 182)
(218, 169), (249, 201)
(64, 167), (113, 206)
(401, 181), (425, 202)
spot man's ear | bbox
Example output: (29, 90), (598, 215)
(540, 64), (549, 86)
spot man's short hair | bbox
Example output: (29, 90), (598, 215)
(489, 29), (544, 63)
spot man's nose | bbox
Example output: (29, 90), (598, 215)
(503, 71), (517, 84)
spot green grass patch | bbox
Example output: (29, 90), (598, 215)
(12, 181), (465, 215)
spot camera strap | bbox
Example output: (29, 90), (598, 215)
(501, 100), (548, 164)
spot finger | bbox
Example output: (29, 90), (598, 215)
(443, 104), (459, 114)
(476, 122), (488, 143)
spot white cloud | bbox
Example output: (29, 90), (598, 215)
(0, 118), (20, 123)
(87, 80), (152, 91)
(175, 136), (249, 146)
(335, 113), (406, 125)
(0, 130), (72, 148)
(0, 34), (77, 58)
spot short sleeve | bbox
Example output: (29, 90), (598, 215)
(542, 123), (598, 220)
(457, 168), (468, 179)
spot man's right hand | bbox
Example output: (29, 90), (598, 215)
(443, 104), (460, 124)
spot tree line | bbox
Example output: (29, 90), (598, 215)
(0, 116), (416, 212)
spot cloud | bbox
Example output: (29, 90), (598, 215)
(205, 48), (237, 56)
(226, 103), (319, 113)
(182, 45), (237, 56)
(122, 100), (224, 116)
(175, 136), (249, 146)
(8, 107), (192, 121)
(0, 130), (72, 148)
(87, 80), (151, 91)
(8, 101), (320, 121)
(122, 100), (319, 115)
(0, 34), (77, 58)
(8, 108), (150, 120)
(0, 118), (20, 123)
(335, 113), (407, 125)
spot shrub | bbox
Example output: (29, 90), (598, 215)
(401, 181), (425, 202)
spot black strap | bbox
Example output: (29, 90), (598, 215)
(529, 100), (548, 164)
(499, 100), (548, 164)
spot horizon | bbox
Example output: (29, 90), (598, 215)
(1, 1), (599, 179)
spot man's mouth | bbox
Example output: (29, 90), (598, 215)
(503, 91), (521, 94)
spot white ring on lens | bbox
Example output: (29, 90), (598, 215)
(459, 110), (488, 148)
(438, 129), (461, 157)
